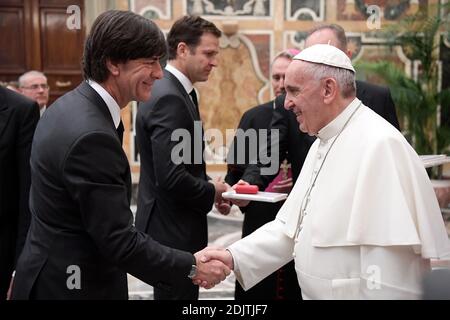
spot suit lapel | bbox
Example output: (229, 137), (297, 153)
(76, 81), (119, 134)
(0, 87), (14, 140)
(164, 71), (199, 121)
(164, 71), (207, 173)
(76, 81), (131, 193)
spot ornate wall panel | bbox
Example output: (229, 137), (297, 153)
(131, 0), (171, 19)
(336, 0), (427, 21)
(286, 0), (325, 21)
(184, 0), (272, 18)
(125, 0), (448, 175)
(197, 32), (271, 152)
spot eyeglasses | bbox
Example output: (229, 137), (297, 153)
(21, 84), (50, 90)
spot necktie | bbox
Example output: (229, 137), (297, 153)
(117, 120), (124, 144)
(189, 89), (199, 115)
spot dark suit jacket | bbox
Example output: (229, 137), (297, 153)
(241, 80), (400, 188)
(225, 101), (291, 226)
(225, 101), (277, 188)
(0, 87), (39, 299)
(135, 70), (215, 253)
(224, 99), (302, 300)
(11, 82), (193, 300)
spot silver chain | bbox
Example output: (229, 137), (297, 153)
(294, 102), (362, 239)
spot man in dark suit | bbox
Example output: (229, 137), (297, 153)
(135, 15), (229, 300)
(0, 86), (39, 299)
(225, 50), (304, 300)
(11, 10), (229, 300)
(237, 24), (400, 189)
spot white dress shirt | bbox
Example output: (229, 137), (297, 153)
(39, 105), (46, 118)
(165, 63), (197, 105)
(87, 80), (121, 129)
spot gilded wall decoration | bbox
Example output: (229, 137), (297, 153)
(196, 33), (271, 151)
(128, 32), (271, 165)
(286, 0), (325, 21)
(337, 0), (427, 21)
(185, 0), (272, 17)
(130, 0), (172, 19)
(125, 0), (449, 174)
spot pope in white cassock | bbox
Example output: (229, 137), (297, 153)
(200, 44), (450, 299)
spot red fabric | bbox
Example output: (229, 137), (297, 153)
(265, 168), (292, 192)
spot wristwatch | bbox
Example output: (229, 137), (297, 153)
(188, 256), (197, 279)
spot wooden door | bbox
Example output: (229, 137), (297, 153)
(0, 0), (85, 105)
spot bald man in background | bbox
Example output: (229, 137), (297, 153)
(19, 71), (49, 117)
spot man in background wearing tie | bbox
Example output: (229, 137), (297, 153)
(135, 15), (230, 300)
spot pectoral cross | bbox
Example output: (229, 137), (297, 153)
(280, 159), (291, 180)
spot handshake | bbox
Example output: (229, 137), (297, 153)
(191, 247), (234, 289)
(197, 180), (256, 289)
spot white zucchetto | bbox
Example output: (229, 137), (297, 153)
(293, 44), (355, 73)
